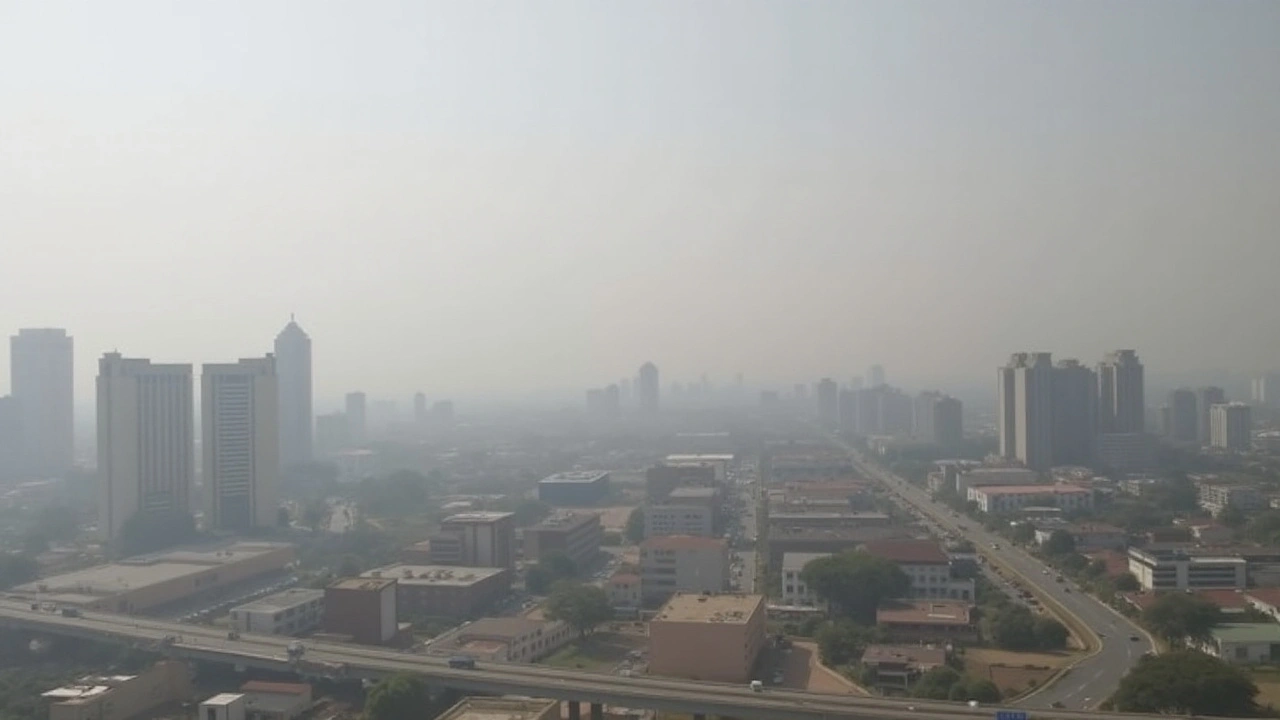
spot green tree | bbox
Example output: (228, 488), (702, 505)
(34, 504), (81, 543)
(911, 666), (963, 699)
(0, 553), (37, 590)
(1114, 572), (1140, 592)
(800, 551), (910, 624)
(1142, 592), (1221, 648)
(961, 679), (1001, 703)
(1111, 650), (1259, 716)
(625, 507), (646, 544)
(544, 582), (613, 638)
(817, 620), (881, 665)
(336, 554), (363, 578)
(988, 605), (1038, 651)
(540, 552), (578, 579)
(525, 565), (553, 594)
(1032, 616), (1069, 650)
(363, 673), (430, 720)
(1011, 524), (1036, 544)
(117, 508), (197, 557)
(1042, 530), (1076, 556)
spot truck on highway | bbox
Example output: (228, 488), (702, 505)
(448, 655), (477, 669)
(59, 607), (81, 618)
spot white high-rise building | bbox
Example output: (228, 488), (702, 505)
(96, 353), (194, 543)
(11, 328), (74, 476)
(997, 352), (1055, 471)
(1098, 350), (1144, 434)
(202, 357), (279, 531)
(274, 317), (312, 468)
(1210, 402), (1253, 452)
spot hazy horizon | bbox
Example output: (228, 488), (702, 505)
(4, 1), (1278, 403)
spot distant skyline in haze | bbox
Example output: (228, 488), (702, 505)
(2, 2), (1278, 402)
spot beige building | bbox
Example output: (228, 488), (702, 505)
(16, 541), (295, 614)
(425, 617), (573, 662)
(363, 564), (511, 618)
(229, 588), (324, 636)
(202, 356), (279, 531)
(11, 328), (74, 478)
(43, 661), (191, 720)
(649, 593), (766, 683)
(523, 512), (602, 569)
(639, 535), (730, 603)
(96, 353), (195, 544)
(427, 511), (516, 568)
(437, 697), (559, 720)
(644, 504), (715, 538)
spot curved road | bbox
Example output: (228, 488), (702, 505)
(836, 442), (1155, 710)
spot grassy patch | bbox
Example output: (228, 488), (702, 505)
(963, 647), (1075, 699)
(540, 632), (646, 671)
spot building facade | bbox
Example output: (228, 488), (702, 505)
(428, 512), (516, 568)
(229, 588), (324, 636)
(1097, 350), (1145, 434)
(1166, 388), (1199, 443)
(1127, 547), (1247, 591)
(202, 357), (279, 531)
(1210, 402), (1253, 451)
(648, 593), (766, 683)
(780, 552), (830, 607)
(96, 353), (195, 543)
(10, 328), (74, 478)
(862, 540), (974, 601)
(344, 392), (367, 446)
(637, 362), (660, 412)
(1196, 386), (1227, 444)
(537, 471), (611, 506)
(523, 512), (603, 569)
(968, 484), (1093, 514)
(997, 352), (1055, 471)
(639, 535), (730, 603)
(323, 577), (398, 645)
(364, 564), (511, 619)
(274, 318), (312, 468)
(912, 392), (963, 446)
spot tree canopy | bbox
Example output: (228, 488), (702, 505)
(1111, 650), (1259, 716)
(625, 507), (646, 544)
(525, 552), (578, 594)
(800, 551), (910, 624)
(1041, 530), (1076, 556)
(1142, 592), (1221, 648)
(363, 673), (431, 720)
(357, 470), (435, 518)
(544, 582), (613, 638)
(984, 604), (1068, 651)
(817, 620), (882, 665)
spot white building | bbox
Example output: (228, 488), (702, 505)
(202, 357), (279, 531)
(997, 352), (1055, 471)
(862, 540), (975, 601)
(200, 694), (246, 720)
(274, 318), (312, 468)
(228, 588), (324, 636)
(967, 484), (1093, 514)
(639, 535), (730, 603)
(644, 504), (715, 538)
(954, 467), (1038, 495)
(1199, 483), (1265, 517)
(781, 552), (831, 607)
(1127, 547), (1247, 591)
(96, 353), (195, 543)
(1210, 403), (1253, 451)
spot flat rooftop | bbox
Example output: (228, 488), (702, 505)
(529, 511), (598, 532)
(329, 577), (396, 592)
(769, 512), (889, 521)
(540, 471), (609, 484)
(364, 564), (506, 587)
(654, 593), (763, 624)
(973, 484), (1091, 495)
(782, 552), (832, 573)
(667, 486), (718, 499)
(231, 588), (323, 614)
(877, 601), (973, 626)
(43, 675), (137, 702)
(437, 697), (558, 720)
(442, 511), (514, 524)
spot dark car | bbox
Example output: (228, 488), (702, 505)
(1129, 635), (1140, 641)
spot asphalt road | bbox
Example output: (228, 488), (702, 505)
(835, 442), (1155, 711)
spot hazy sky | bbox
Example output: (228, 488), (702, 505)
(2, 1), (1278, 404)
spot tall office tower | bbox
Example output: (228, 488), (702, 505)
(96, 353), (194, 543)
(10, 328), (74, 476)
(1097, 350), (1144, 434)
(1051, 359), (1098, 466)
(837, 388), (856, 431)
(1166, 388), (1199, 443)
(202, 357), (279, 531)
(854, 384), (912, 436)
(815, 378), (839, 426)
(1195, 386), (1227, 444)
(637, 362), (660, 412)
(0, 396), (20, 480)
(344, 391), (367, 445)
(1210, 402), (1253, 451)
(913, 391), (963, 446)
(273, 317), (312, 469)
(1253, 373), (1280, 409)
(867, 364), (886, 388)
(413, 392), (427, 424)
(619, 378), (632, 405)
(997, 353), (1055, 471)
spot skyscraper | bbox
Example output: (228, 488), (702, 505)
(1210, 402), (1253, 451)
(1253, 373), (1280, 409)
(273, 317), (312, 468)
(637, 362), (660, 412)
(345, 391), (367, 445)
(1097, 350), (1144, 434)
(815, 378), (839, 427)
(914, 391), (963, 446)
(11, 328), (74, 476)
(1166, 388), (1199, 443)
(96, 353), (194, 543)
(997, 352), (1055, 471)
(1195, 386), (1227, 444)
(413, 392), (427, 424)
(867, 364), (886, 388)
(1051, 359), (1098, 466)
(203, 357), (279, 531)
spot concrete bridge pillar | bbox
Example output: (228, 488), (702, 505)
(590, 702), (604, 720)
(566, 701), (580, 720)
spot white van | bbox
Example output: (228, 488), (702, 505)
(749, 680), (763, 692)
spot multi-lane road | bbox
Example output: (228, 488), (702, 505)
(0, 596), (1190, 720)
(833, 440), (1155, 710)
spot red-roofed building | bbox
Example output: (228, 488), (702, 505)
(1085, 550), (1131, 579)
(861, 540), (973, 601)
(1246, 588), (1280, 621)
(877, 601), (977, 644)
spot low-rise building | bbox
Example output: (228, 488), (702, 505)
(1127, 547), (1247, 591)
(953, 467), (1038, 495)
(876, 601), (977, 644)
(861, 540), (974, 601)
(425, 617), (573, 663)
(436, 697), (559, 720)
(1198, 623), (1280, 664)
(362, 564), (511, 619)
(859, 645), (948, 694)
(1096, 433), (1154, 473)
(538, 471), (611, 506)
(967, 484), (1093, 514)
(200, 694), (246, 720)
(238, 681), (312, 720)
(607, 572), (641, 610)
(767, 512), (890, 530)
(323, 577), (399, 646)
(1198, 483), (1265, 517)
(646, 463), (717, 503)
(43, 661), (191, 720)
(665, 454), (734, 482)
(649, 593), (766, 683)
(524, 511), (603, 569)
(780, 552), (830, 607)
(644, 504), (715, 538)
(767, 525), (913, 569)
(423, 512), (516, 568)
(640, 535), (730, 604)
(1245, 588), (1280, 621)
(229, 588), (325, 636)
(1032, 523), (1127, 553)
